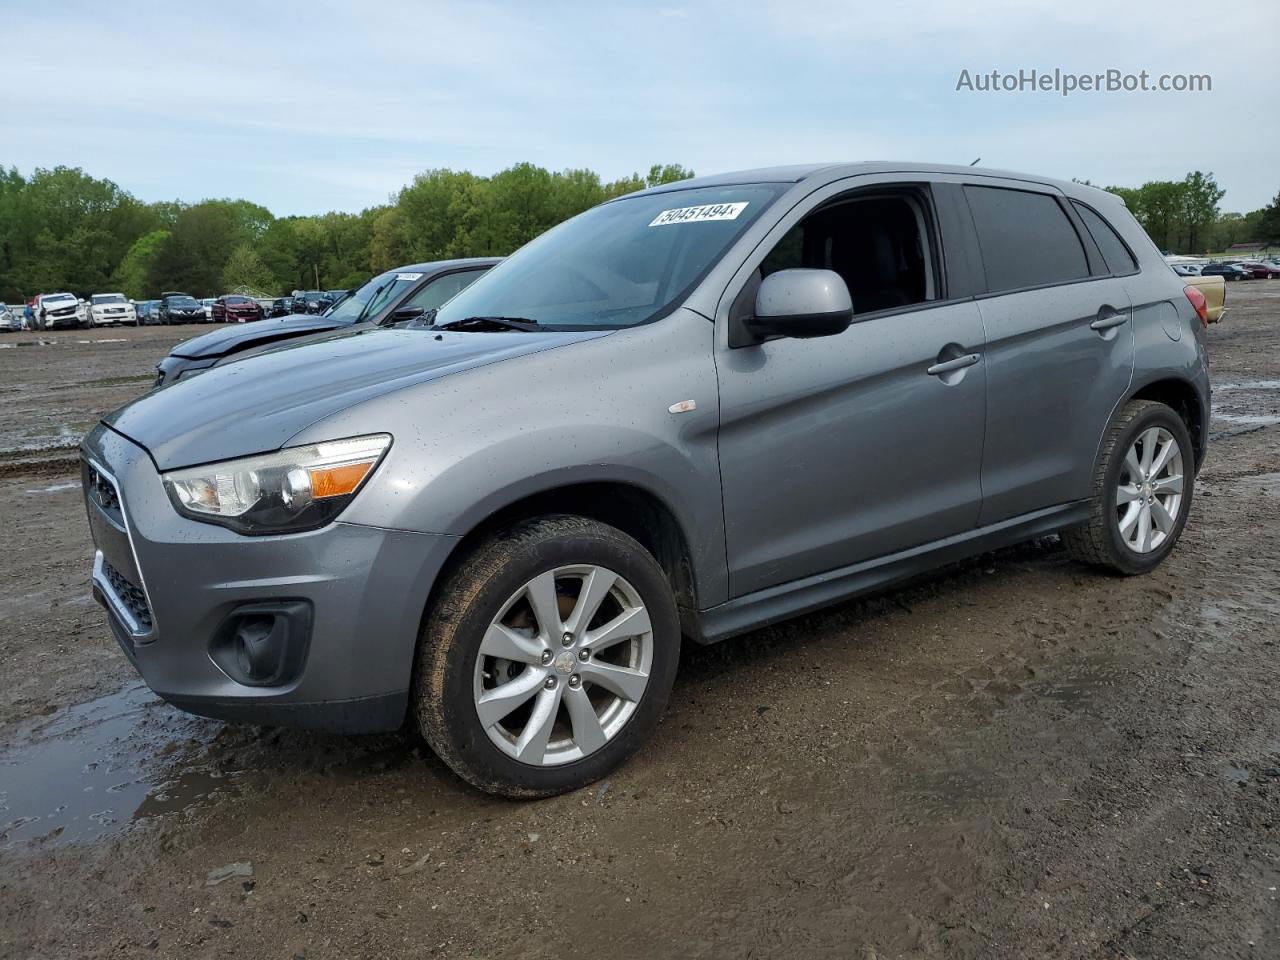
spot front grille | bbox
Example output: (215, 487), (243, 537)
(103, 558), (153, 629)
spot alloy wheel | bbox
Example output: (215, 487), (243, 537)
(472, 564), (653, 766)
(1116, 426), (1184, 553)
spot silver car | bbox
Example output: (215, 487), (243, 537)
(82, 162), (1210, 796)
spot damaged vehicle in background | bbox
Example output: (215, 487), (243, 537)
(83, 163), (1209, 798)
(34, 292), (87, 329)
(152, 259), (497, 385)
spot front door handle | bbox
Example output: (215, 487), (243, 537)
(927, 353), (981, 376)
(1089, 306), (1129, 331)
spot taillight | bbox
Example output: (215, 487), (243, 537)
(1183, 284), (1209, 328)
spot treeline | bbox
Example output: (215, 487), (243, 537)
(3, 161), (1277, 302)
(1090, 171), (1280, 254)
(0, 162), (694, 301)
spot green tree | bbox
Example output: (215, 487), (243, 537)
(1256, 190), (1280, 244)
(221, 242), (275, 294)
(113, 229), (170, 298)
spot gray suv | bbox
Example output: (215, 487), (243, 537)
(82, 163), (1209, 797)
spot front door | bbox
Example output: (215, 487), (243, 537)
(715, 184), (988, 598)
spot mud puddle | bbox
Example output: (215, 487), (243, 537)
(0, 683), (239, 848)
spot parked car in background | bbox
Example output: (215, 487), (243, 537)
(200, 298), (217, 321)
(158, 293), (205, 324)
(293, 290), (327, 314)
(268, 296), (294, 317)
(34, 292), (87, 329)
(1201, 263), (1250, 281)
(153, 259), (497, 386)
(1239, 261), (1280, 279)
(88, 293), (138, 326)
(210, 295), (264, 323)
(88, 164), (1211, 797)
(140, 300), (165, 325)
(0, 304), (17, 332)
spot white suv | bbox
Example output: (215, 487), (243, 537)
(88, 293), (137, 326)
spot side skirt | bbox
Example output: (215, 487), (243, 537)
(694, 501), (1090, 644)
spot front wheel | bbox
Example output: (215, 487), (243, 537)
(1062, 399), (1195, 575)
(414, 515), (680, 797)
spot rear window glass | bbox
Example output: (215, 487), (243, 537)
(965, 186), (1089, 293)
(1071, 201), (1138, 275)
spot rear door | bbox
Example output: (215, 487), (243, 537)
(962, 183), (1135, 524)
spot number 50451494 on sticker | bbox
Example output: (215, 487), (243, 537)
(649, 201), (748, 227)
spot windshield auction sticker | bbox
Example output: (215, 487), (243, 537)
(649, 202), (748, 227)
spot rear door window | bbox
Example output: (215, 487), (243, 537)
(964, 186), (1089, 293)
(1071, 201), (1138, 275)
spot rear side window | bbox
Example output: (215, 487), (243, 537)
(965, 186), (1089, 293)
(1071, 201), (1138, 275)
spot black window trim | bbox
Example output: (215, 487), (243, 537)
(1069, 199), (1141, 279)
(959, 182), (1124, 299)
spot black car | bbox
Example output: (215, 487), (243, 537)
(291, 290), (327, 314)
(267, 296), (294, 317)
(153, 259), (499, 386)
(159, 293), (207, 324)
(1201, 263), (1250, 281)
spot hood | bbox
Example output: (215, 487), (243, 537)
(172, 314), (347, 359)
(105, 326), (611, 469)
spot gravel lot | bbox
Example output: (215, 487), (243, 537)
(1, 287), (1279, 959)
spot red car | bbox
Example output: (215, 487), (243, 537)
(211, 295), (265, 323)
(1239, 261), (1280, 279)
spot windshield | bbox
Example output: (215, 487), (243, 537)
(324, 271), (421, 324)
(46, 293), (75, 303)
(432, 184), (784, 329)
(92, 294), (126, 304)
(168, 296), (198, 307)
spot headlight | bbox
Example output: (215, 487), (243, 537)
(162, 434), (391, 534)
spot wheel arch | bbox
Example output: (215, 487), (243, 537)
(1126, 376), (1207, 468)
(416, 479), (702, 648)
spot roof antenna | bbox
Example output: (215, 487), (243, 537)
(969, 157), (981, 166)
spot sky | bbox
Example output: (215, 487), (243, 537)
(3, 0), (1277, 216)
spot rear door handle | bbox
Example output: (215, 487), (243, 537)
(1090, 306), (1129, 331)
(927, 353), (981, 376)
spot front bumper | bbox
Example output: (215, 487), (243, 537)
(81, 423), (459, 733)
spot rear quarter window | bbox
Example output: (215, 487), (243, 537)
(1071, 201), (1138, 275)
(964, 186), (1089, 293)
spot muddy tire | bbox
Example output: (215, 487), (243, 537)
(413, 515), (680, 798)
(1062, 399), (1195, 575)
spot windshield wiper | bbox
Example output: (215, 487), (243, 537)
(433, 315), (544, 332)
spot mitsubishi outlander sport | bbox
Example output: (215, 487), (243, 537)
(82, 162), (1210, 797)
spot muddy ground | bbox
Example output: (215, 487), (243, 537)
(1, 289), (1278, 960)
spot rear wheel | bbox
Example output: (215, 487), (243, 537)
(414, 515), (680, 797)
(1062, 399), (1194, 574)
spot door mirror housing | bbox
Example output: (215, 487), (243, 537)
(743, 269), (853, 343)
(388, 306), (425, 323)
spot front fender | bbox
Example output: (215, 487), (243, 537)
(293, 311), (729, 606)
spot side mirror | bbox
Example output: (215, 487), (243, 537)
(389, 306), (424, 323)
(743, 269), (853, 343)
